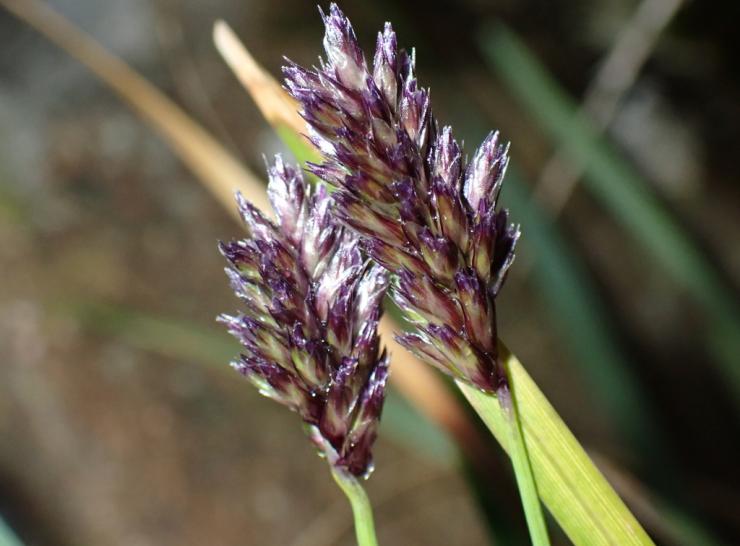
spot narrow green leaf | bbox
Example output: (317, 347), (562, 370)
(460, 346), (655, 546)
(0, 517), (24, 546)
(0, 179), (27, 224)
(480, 24), (740, 402)
(275, 125), (321, 167)
(380, 390), (457, 466)
(65, 301), (237, 365)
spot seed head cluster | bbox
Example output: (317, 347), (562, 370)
(283, 4), (519, 391)
(220, 156), (389, 477)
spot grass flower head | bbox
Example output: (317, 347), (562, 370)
(284, 4), (519, 392)
(219, 156), (389, 477)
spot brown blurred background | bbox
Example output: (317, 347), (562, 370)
(1, 0), (739, 545)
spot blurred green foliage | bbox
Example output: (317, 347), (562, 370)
(0, 516), (24, 546)
(503, 168), (663, 458)
(480, 24), (740, 406)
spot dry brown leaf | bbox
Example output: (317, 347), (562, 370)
(214, 21), (304, 135)
(0, 0), (270, 220)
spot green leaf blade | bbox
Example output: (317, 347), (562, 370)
(460, 348), (655, 546)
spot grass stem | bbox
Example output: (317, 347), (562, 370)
(456, 343), (654, 546)
(330, 467), (379, 546)
(460, 379), (551, 545)
(498, 378), (552, 546)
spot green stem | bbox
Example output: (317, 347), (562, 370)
(456, 365), (551, 546)
(498, 380), (551, 546)
(457, 345), (654, 546)
(330, 466), (379, 546)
